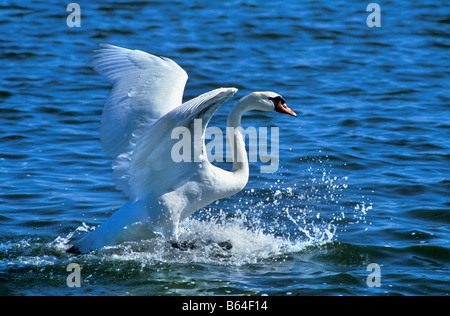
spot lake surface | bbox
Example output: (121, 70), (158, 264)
(0, 0), (449, 295)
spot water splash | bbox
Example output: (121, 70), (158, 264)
(1, 161), (370, 271)
(53, 170), (368, 267)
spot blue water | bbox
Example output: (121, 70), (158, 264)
(0, 0), (449, 295)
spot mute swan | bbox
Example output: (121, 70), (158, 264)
(68, 44), (297, 254)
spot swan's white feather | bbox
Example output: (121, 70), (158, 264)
(113, 87), (238, 198)
(91, 44), (188, 158)
(69, 87), (239, 253)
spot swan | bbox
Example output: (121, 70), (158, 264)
(68, 44), (297, 254)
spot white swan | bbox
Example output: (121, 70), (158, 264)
(68, 44), (297, 254)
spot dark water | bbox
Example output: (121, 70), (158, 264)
(0, 0), (449, 296)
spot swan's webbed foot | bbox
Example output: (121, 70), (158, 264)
(170, 240), (233, 251)
(217, 241), (233, 250)
(170, 241), (196, 251)
(66, 245), (82, 255)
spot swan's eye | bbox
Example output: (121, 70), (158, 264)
(268, 96), (286, 107)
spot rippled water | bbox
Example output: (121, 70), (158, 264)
(0, 0), (449, 295)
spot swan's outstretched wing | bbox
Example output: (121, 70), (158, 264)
(113, 88), (238, 199)
(92, 44), (188, 158)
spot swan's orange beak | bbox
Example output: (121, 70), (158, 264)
(275, 101), (297, 117)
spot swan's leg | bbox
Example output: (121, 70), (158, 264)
(217, 241), (233, 250)
(170, 241), (196, 251)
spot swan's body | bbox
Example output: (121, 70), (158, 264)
(68, 44), (296, 254)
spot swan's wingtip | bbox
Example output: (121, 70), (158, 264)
(219, 87), (238, 95)
(97, 43), (117, 49)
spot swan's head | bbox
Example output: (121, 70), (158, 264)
(240, 92), (297, 117)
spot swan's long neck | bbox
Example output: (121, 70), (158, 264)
(226, 98), (257, 179)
